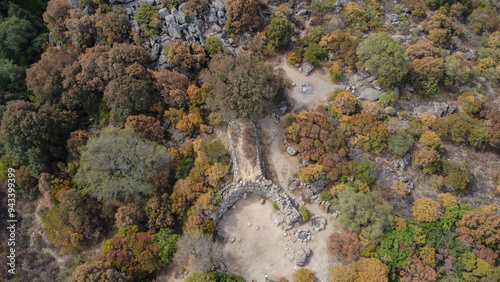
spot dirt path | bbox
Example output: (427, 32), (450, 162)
(258, 116), (299, 190)
(219, 193), (341, 282)
(31, 200), (103, 268)
(276, 58), (345, 111)
(31, 200), (69, 266)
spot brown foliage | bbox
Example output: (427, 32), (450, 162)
(349, 113), (388, 154)
(65, 10), (97, 48)
(475, 244), (498, 265)
(413, 147), (439, 168)
(320, 30), (359, 70)
(406, 41), (437, 61)
(154, 69), (190, 108)
(457, 207), (500, 250)
(170, 177), (208, 215)
(145, 192), (175, 229)
(26, 50), (76, 105)
(329, 265), (354, 282)
(410, 56), (445, 82)
(328, 231), (364, 263)
(108, 43), (151, 67)
(167, 39), (206, 73)
(437, 193), (458, 209)
(400, 254), (437, 282)
(67, 130), (89, 160)
(69, 262), (130, 282)
(428, 28), (449, 47)
(225, 0), (261, 33)
(412, 197), (442, 223)
(62, 45), (120, 93)
(352, 257), (389, 282)
(100, 227), (161, 279)
(125, 115), (164, 144)
(362, 102), (386, 120)
(392, 180), (408, 197)
(43, 0), (71, 41)
(284, 111), (350, 181)
(332, 91), (358, 115)
(95, 12), (131, 45)
(115, 203), (146, 229)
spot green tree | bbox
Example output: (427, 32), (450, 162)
(0, 101), (76, 176)
(443, 159), (472, 191)
(103, 74), (156, 126)
(267, 16), (294, 50)
(201, 55), (281, 121)
(388, 130), (414, 157)
(204, 36), (225, 56)
(352, 158), (378, 186)
(0, 3), (46, 66)
(445, 56), (469, 84)
(333, 188), (393, 239)
(0, 58), (26, 103)
(356, 32), (409, 87)
(154, 228), (180, 265)
(74, 127), (171, 202)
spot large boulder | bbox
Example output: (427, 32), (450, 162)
(295, 249), (309, 266)
(303, 62), (314, 76)
(286, 146), (298, 156)
(358, 87), (382, 101)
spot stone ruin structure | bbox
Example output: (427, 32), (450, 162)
(211, 119), (301, 225)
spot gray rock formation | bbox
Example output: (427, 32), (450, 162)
(286, 146), (298, 156)
(358, 87), (383, 101)
(303, 62), (314, 75)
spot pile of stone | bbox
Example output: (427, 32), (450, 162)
(308, 215), (327, 232)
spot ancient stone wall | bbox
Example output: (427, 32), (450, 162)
(212, 119), (301, 225)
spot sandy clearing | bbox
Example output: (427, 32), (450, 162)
(276, 58), (345, 111)
(218, 193), (342, 282)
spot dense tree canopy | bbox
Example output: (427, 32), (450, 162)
(356, 32), (409, 86)
(267, 16), (294, 50)
(201, 55), (281, 121)
(333, 188), (393, 239)
(74, 127), (171, 202)
(0, 100), (76, 176)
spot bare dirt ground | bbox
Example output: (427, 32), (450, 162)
(218, 193), (341, 282)
(276, 58), (345, 111)
(258, 116), (299, 189)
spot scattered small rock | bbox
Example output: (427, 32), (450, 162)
(248, 222), (252, 227)
(286, 146), (298, 156)
(255, 225), (260, 231)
